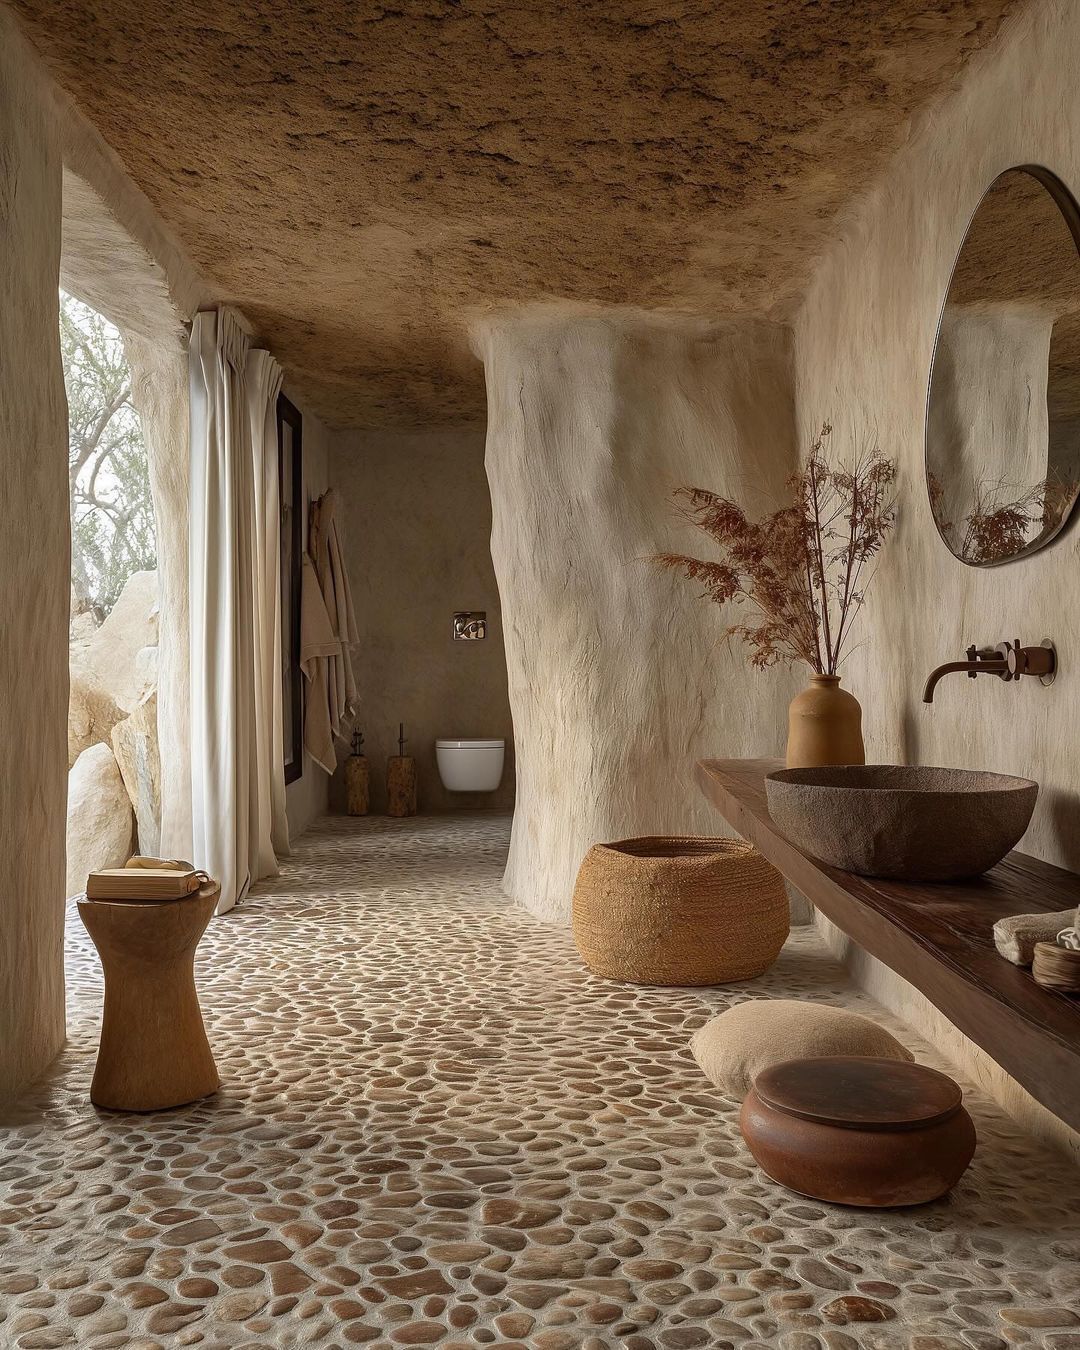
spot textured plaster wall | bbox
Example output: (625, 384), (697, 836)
(284, 388), (332, 839)
(793, 0), (1080, 1156)
(0, 14), (69, 1098)
(477, 311), (800, 921)
(330, 426), (515, 816)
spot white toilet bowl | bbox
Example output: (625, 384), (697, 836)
(436, 739), (505, 792)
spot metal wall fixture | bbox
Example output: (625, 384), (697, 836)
(452, 611), (487, 641)
(922, 638), (1057, 703)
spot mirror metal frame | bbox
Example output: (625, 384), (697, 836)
(924, 163), (1080, 567)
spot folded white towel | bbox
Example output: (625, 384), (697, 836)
(993, 909), (1078, 966)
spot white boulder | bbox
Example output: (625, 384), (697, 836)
(70, 569), (159, 714)
(134, 644), (158, 697)
(68, 673), (125, 768)
(66, 743), (134, 897)
(69, 609), (99, 643)
(111, 689), (161, 856)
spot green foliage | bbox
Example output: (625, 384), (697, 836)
(61, 291), (156, 618)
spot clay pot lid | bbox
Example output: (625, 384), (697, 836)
(753, 1056), (964, 1132)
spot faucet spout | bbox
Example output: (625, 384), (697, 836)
(922, 658), (1007, 703)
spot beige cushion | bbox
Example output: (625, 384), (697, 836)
(690, 998), (914, 1096)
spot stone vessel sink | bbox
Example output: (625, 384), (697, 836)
(764, 765), (1038, 881)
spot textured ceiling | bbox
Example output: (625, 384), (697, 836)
(12, 0), (1024, 428)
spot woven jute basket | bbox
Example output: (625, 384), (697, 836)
(572, 836), (789, 986)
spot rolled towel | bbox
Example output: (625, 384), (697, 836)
(993, 909), (1078, 966)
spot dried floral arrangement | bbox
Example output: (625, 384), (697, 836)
(928, 470), (1078, 564)
(656, 425), (897, 675)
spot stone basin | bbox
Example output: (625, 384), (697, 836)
(764, 764), (1038, 881)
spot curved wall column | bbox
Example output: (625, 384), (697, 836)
(0, 15), (69, 1097)
(476, 310), (799, 921)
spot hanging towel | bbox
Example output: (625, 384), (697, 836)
(300, 551), (340, 774)
(309, 488), (360, 735)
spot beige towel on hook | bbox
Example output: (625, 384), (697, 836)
(309, 489), (359, 737)
(300, 550), (340, 774)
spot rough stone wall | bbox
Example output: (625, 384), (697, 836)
(6, 0), (1024, 427)
(477, 310), (800, 921)
(330, 425), (515, 815)
(0, 13), (69, 1098)
(792, 0), (1080, 1156)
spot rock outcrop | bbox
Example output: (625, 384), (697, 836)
(67, 571), (162, 854)
(68, 674), (125, 768)
(66, 743), (134, 897)
(69, 568), (158, 715)
(111, 689), (160, 856)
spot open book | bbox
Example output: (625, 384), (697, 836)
(85, 862), (207, 901)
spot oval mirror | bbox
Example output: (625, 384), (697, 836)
(926, 166), (1080, 566)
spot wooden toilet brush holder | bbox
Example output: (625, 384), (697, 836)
(386, 723), (417, 817)
(345, 730), (369, 816)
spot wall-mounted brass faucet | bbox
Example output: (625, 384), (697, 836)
(922, 640), (1057, 703)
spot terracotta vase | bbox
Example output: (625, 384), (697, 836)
(785, 673), (865, 769)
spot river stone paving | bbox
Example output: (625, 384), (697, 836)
(1, 812), (1078, 1349)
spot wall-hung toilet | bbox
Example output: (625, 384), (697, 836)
(436, 739), (505, 792)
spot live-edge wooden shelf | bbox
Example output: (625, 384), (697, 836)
(697, 757), (1080, 1133)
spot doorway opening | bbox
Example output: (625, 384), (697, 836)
(63, 290), (161, 893)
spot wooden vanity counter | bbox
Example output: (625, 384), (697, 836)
(697, 757), (1080, 1133)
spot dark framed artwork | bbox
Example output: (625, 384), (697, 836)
(277, 393), (304, 784)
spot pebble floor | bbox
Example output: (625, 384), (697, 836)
(1, 813), (1079, 1350)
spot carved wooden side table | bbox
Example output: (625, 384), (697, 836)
(78, 882), (221, 1111)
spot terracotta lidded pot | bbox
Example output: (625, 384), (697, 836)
(786, 673), (864, 769)
(740, 1055), (977, 1207)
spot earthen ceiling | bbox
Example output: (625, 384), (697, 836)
(12, 0), (1024, 428)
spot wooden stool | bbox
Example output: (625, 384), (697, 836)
(78, 882), (221, 1111)
(740, 1056), (976, 1207)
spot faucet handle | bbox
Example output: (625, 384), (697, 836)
(966, 644), (1005, 678)
(998, 639), (1056, 683)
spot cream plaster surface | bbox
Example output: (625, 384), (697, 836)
(791, 0), (1080, 1156)
(477, 311), (800, 921)
(0, 12), (69, 1098)
(330, 426), (515, 816)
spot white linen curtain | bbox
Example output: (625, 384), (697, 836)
(189, 308), (289, 914)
